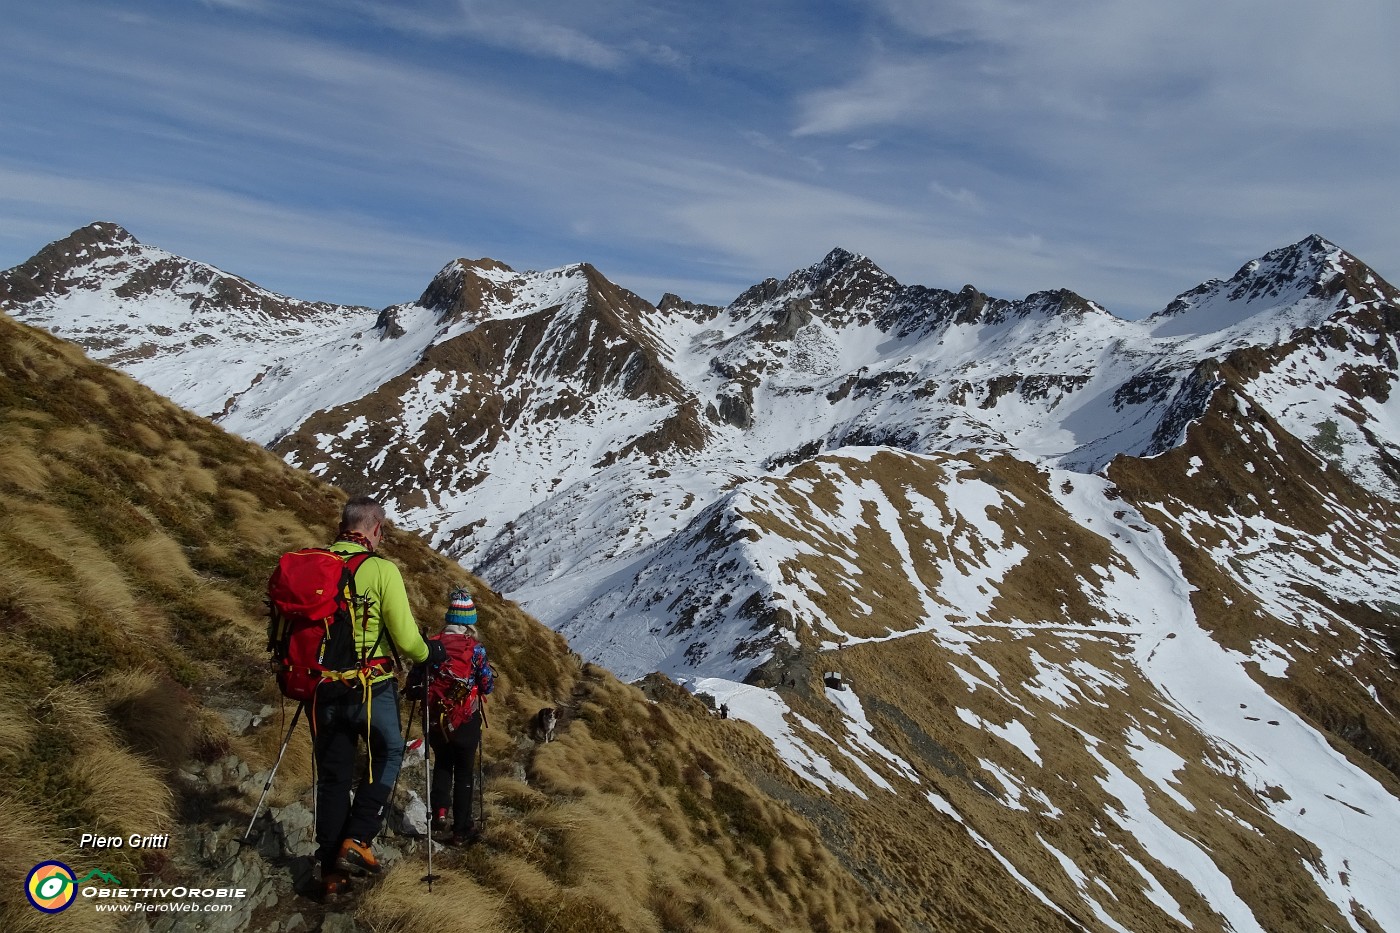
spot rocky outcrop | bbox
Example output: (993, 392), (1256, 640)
(141, 745), (436, 933)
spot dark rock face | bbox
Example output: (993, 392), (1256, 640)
(0, 222), (139, 305)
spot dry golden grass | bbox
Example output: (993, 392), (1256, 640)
(0, 560), (77, 629)
(42, 424), (104, 458)
(0, 431), (51, 493)
(0, 682), (178, 899)
(358, 866), (518, 933)
(77, 375), (112, 409)
(522, 796), (657, 927)
(121, 531), (198, 591)
(69, 744), (175, 840)
(67, 552), (142, 631)
(95, 669), (195, 772)
(0, 709), (31, 768)
(0, 499), (144, 635)
(7, 331), (77, 380)
(171, 455), (221, 497)
(127, 419), (165, 453)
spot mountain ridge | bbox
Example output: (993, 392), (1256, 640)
(6, 223), (1398, 640)
(5, 222), (1400, 930)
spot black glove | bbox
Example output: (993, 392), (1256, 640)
(427, 640), (448, 667)
(404, 664), (424, 699)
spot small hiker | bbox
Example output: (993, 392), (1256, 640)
(411, 587), (495, 845)
(311, 496), (444, 897)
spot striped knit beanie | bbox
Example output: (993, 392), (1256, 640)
(445, 588), (477, 627)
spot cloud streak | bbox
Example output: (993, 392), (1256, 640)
(1, 0), (1397, 317)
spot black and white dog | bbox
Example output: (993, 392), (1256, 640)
(530, 706), (559, 743)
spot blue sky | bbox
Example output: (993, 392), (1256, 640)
(2, 0), (1397, 317)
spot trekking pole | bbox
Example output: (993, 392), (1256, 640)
(422, 669), (439, 890)
(475, 697), (488, 835)
(241, 702), (304, 845)
(474, 735), (486, 836)
(310, 738), (318, 859)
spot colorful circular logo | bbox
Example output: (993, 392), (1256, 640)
(26, 861), (77, 913)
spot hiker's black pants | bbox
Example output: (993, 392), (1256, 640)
(429, 709), (482, 834)
(312, 679), (403, 870)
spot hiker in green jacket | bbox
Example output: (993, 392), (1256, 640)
(314, 495), (444, 897)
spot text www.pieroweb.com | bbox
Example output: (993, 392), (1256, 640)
(92, 900), (236, 914)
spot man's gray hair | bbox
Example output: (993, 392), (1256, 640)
(340, 496), (386, 533)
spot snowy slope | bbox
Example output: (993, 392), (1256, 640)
(687, 441), (1400, 931)
(7, 224), (1400, 930)
(0, 222), (443, 443)
(6, 226), (1397, 649)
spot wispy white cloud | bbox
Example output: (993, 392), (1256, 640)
(783, 0), (1400, 308)
(1, 0), (1398, 319)
(929, 182), (983, 213)
(806, 0), (1400, 137)
(445, 1), (624, 70)
(359, 0), (692, 72)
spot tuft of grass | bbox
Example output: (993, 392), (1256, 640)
(0, 709), (31, 768)
(358, 866), (517, 933)
(122, 531), (198, 593)
(126, 420), (165, 453)
(69, 743), (174, 841)
(97, 669), (195, 773)
(0, 430), (51, 493)
(0, 561), (76, 630)
(710, 780), (777, 850)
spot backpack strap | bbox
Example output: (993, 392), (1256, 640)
(356, 552), (404, 671)
(318, 549), (396, 784)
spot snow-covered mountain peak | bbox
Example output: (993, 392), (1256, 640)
(26, 220), (142, 268)
(0, 219), (370, 333)
(1148, 234), (1395, 340)
(657, 291), (723, 325)
(1014, 287), (1110, 321)
(54, 219), (140, 254)
(726, 247), (901, 327)
(413, 255), (594, 328)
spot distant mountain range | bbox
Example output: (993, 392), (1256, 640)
(5, 222), (1397, 675)
(6, 221), (1400, 930)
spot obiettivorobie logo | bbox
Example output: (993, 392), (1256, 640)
(25, 862), (122, 913)
(25, 858), (248, 915)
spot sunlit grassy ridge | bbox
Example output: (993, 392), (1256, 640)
(0, 311), (898, 932)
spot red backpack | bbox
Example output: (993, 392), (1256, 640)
(427, 633), (483, 734)
(266, 548), (374, 701)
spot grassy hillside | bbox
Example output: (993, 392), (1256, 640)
(0, 311), (898, 933)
